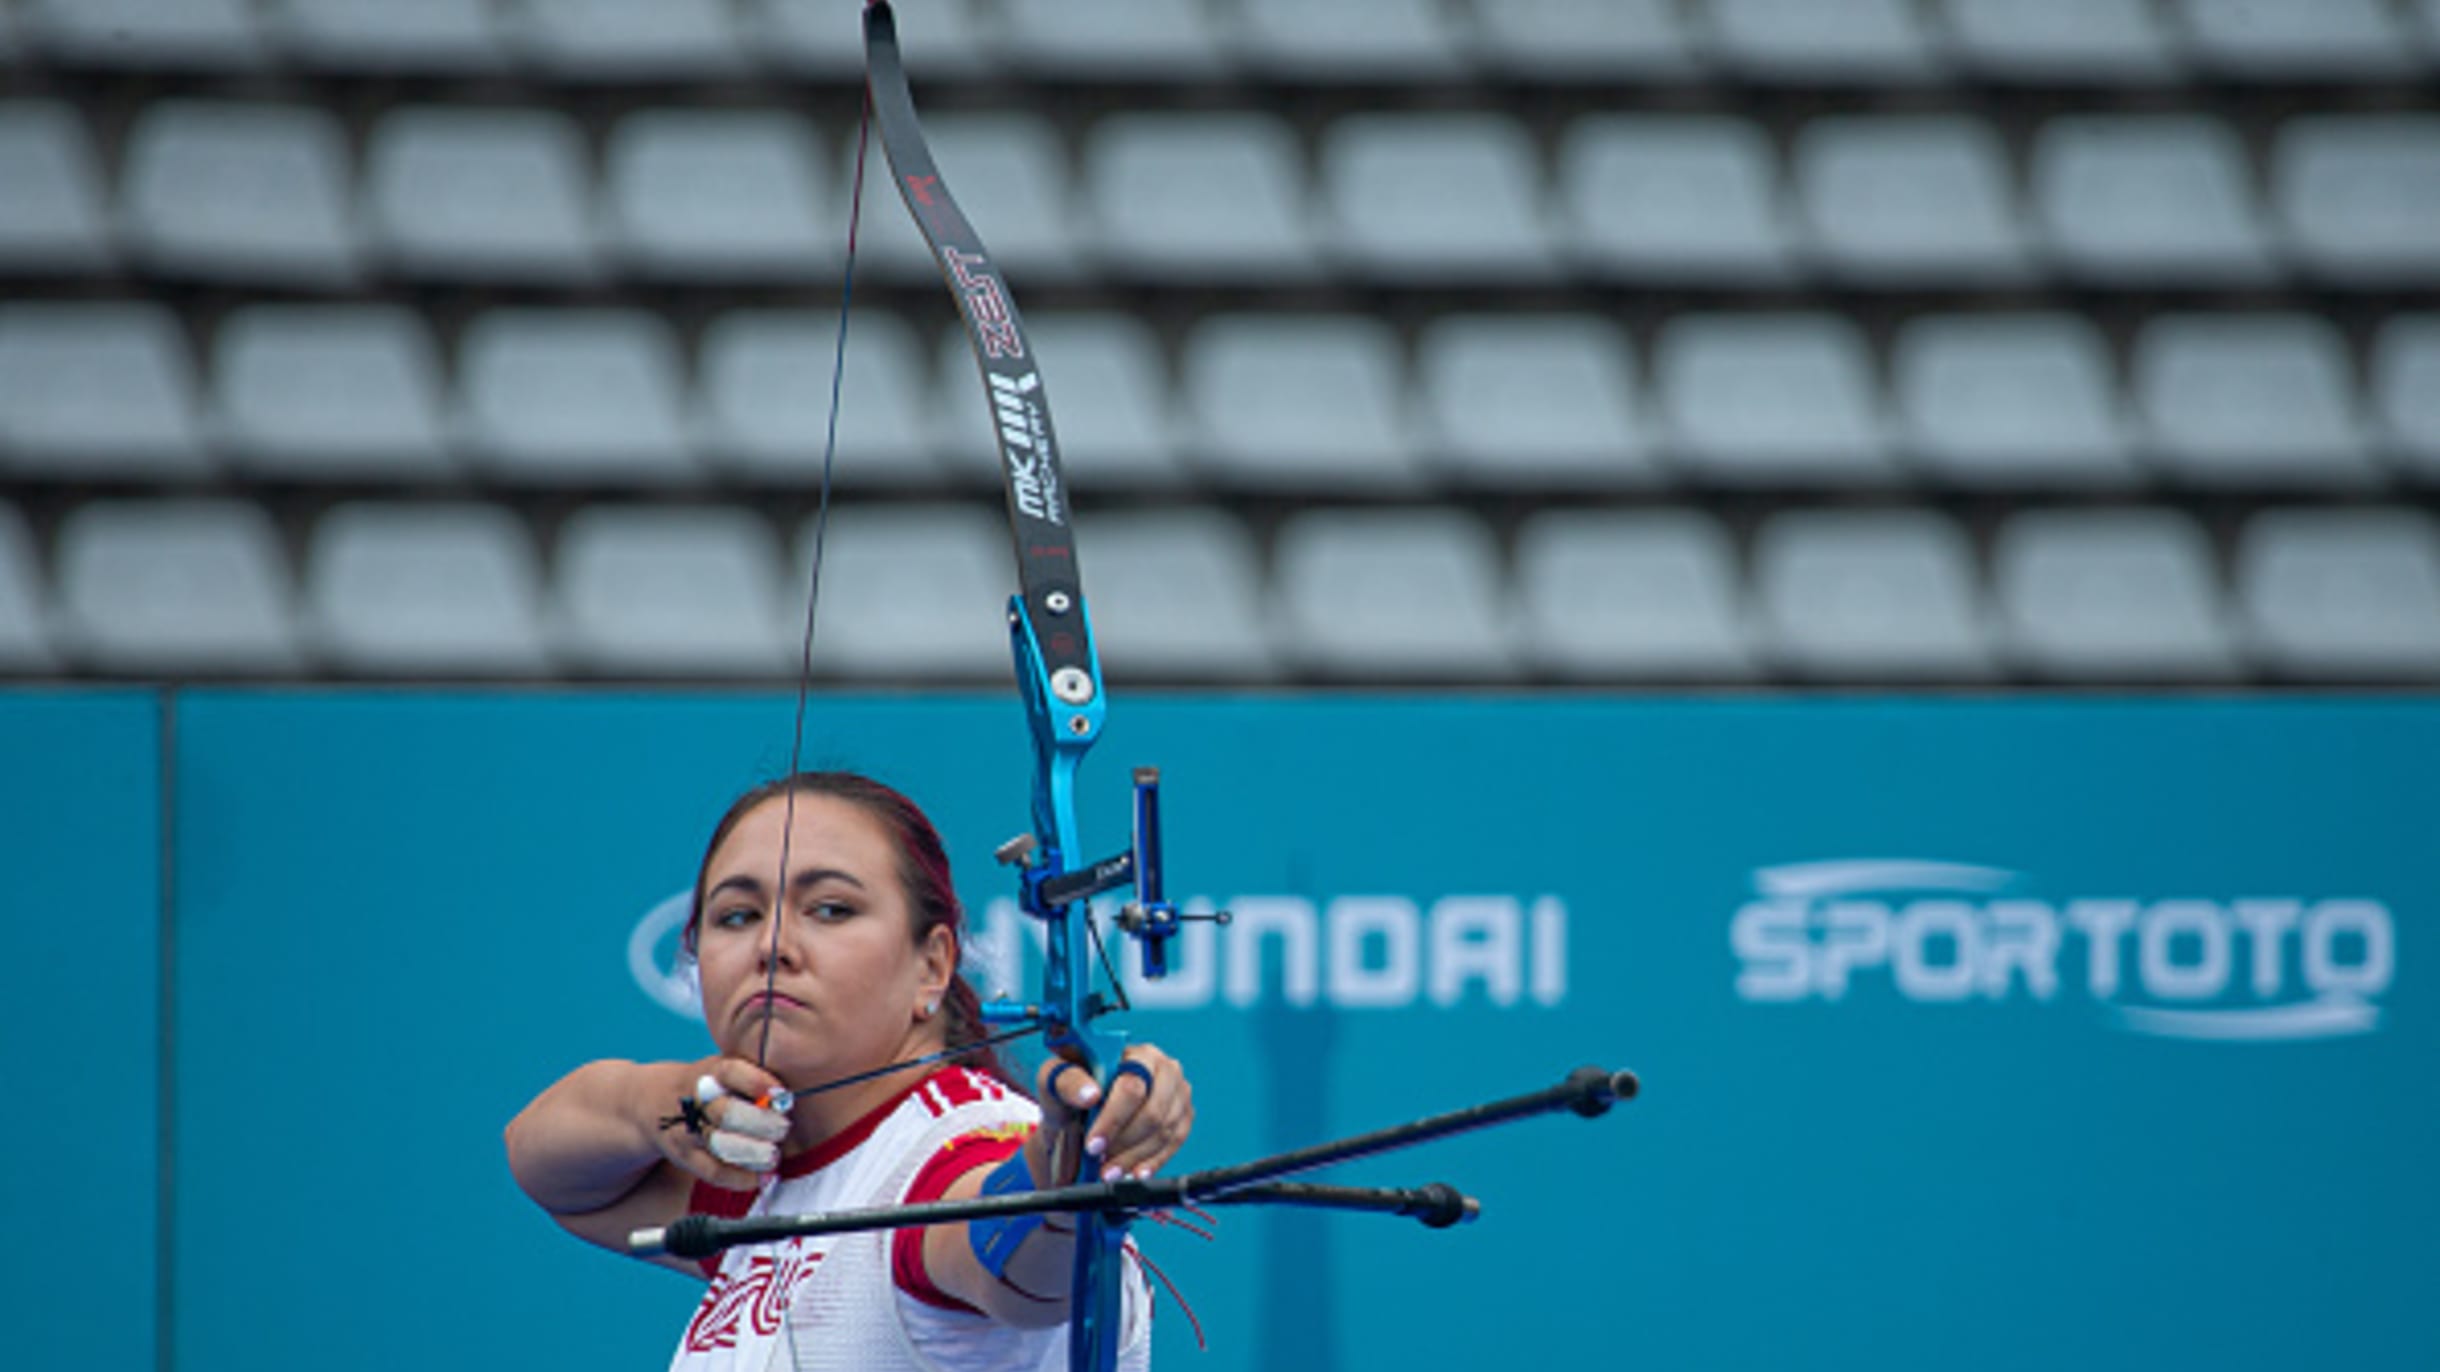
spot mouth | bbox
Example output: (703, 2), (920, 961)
(739, 990), (807, 1019)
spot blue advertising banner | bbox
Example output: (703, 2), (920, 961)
(0, 691), (161, 1370)
(7, 689), (2432, 1371)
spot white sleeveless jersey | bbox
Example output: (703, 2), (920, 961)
(670, 1066), (1152, 1372)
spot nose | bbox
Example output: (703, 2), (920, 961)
(755, 913), (806, 974)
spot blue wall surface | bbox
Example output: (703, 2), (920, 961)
(3, 690), (2433, 1370)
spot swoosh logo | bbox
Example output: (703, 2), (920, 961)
(1754, 860), (2017, 899)
(2113, 994), (2379, 1041)
(628, 888), (703, 1019)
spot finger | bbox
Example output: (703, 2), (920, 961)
(710, 1098), (790, 1143)
(1103, 1060), (1191, 1178)
(704, 1059), (789, 1106)
(663, 1132), (765, 1193)
(707, 1129), (780, 1174)
(1084, 1057), (1159, 1178)
(1036, 1056), (1100, 1127)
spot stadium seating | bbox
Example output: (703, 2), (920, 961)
(306, 503), (552, 676)
(55, 500), (303, 674)
(212, 305), (455, 482)
(0, 100), (112, 273)
(0, 303), (213, 480)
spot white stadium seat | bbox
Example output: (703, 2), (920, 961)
(23, 0), (266, 69)
(1414, 314), (1659, 489)
(1474, 0), (1700, 81)
(1795, 116), (2033, 285)
(2272, 116), (2440, 285)
(1755, 510), (1995, 680)
(1894, 314), (2139, 489)
(2171, 0), (2416, 79)
(1232, 0), (1467, 80)
(0, 303), (212, 481)
(1698, 0), (1943, 82)
(2371, 316), (2440, 481)
(1938, 0), (2181, 82)
(795, 503), (1012, 680)
(2033, 116), (2277, 285)
(0, 503), (56, 673)
(937, 313), (1188, 490)
(2237, 508), (2440, 678)
(1272, 509), (1516, 681)
(1517, 509), (1759, 680)
(306, 503), (550, 676)
(0, 100), (113, 274)
(271, 0), (509, 73)
(56, 500), (304, 674)
(213, 305), (454, 482)
(1560, 115), (1798, 285)
(1087, 113), (1319, 282)
(366, 107), (600, 283)
(551, 506), (791, 677)
(697, 310), (944, 488)
(1993, 509), (2240, 680)
(1320, 114), (1559, 282)
(1073, 508), (1277, 681)
(2133, 314), (2380, 489)
(605, 109), (831, 282)
(120, 101), (358, 287)
(1001, 0), (1227, 77)
(457, 311), (700, 486)
(1182, 315), (1423, 492)
(500, 0), (746, 79)
(1656, 314), (1899, 486)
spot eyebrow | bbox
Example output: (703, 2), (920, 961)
(704, 866), (869, 905)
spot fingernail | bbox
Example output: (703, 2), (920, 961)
(1102, 1164), (1123, 1183)
(1086, 1135), (1107, 1158)
(1133, 1167), (1150, 1181)
(1079, 1084), (1101, 1105)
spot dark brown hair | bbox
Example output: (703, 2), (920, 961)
(688, 771), (1018, 1090)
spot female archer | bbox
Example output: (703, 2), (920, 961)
(507, 771), (1191, 1370)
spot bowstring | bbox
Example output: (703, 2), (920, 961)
(760, 80), (879, 1074)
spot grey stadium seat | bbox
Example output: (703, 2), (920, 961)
(696, 310), (944, 488)
(1002, 0), (1227, 77)
(1087, 113), (1319, 282)
(1272, 509), (1516, 681)
(366, 107), (600, 283)
(1655, 314), (1898, 486)
(0, 101), (113, 274)
(271, 0), (509, 74)
(1795, 116), (2033, 285)
(1938, 0), (2181, 82)
(1321, 114), (1559, 281)
(1756, 510), (1995, 680)
(0, 303), (212, 481)
(457, 311), (699, 486)
(22, 0), (267, 68)
(1993, 509), (2240, 680)
(796, 504), (1012, 681)
(1698, 0), (1943, 82)
(841, 113), (1083, 284)
(742, 0), (988, 79)
(2273, 116), (2440, 285)
(1560, 115), (1797, 285)
(119, 101), (357, 287)
(501, 0), (746, 79)
(212, 305), (453, 482)
(2134, 314), (2379, 489)
(1182, 315), (1423, 492)
(1894, 313), (2139, 489)
(1517, 509), (1758, 680)
(937, 313), (1187, 490)
(551, 506), (791, 677)
(605, 109), (830, 282)
(1232, 0), (1467, 80)
(1474, 0), (1700, 81)
(2032, 116), (2276, 285)
(0, 503), (57, 673)
(2372, 316), (2440, 480)
(305, 503), (550, 676)
(2171, 0), (2417, 79)
(1414, 314), (1659, 489)
(2237, 508), (2440, 678)
(55, 500), (303, 674)
(1073, 508), (1276, 681)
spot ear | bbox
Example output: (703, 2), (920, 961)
(918, 923), (957, 1005)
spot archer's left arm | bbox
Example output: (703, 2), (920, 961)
(923, 1045), (1193, 1327)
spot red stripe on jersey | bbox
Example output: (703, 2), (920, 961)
(685, 1177), (760, 1280)
(889, 1131), (1029, 1314)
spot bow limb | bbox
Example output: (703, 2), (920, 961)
(860, 5), (1127, 1368)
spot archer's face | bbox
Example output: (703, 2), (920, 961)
(694, 794), (947, 1087)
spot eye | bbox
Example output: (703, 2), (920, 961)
(712, 904), (761, 930)
(806, 898), (859, 923)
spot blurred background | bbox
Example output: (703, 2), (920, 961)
(4, 3), (2439, 1372)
